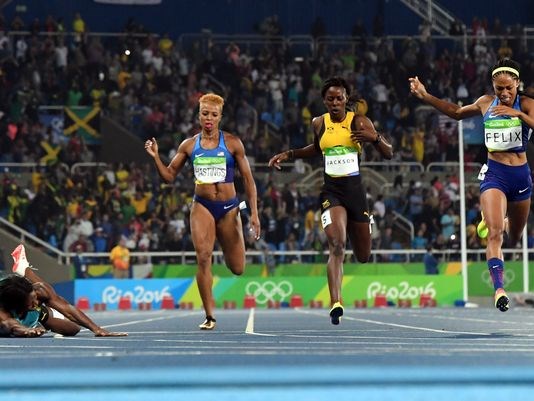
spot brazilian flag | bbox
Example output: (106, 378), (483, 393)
(63, 106), (101, 145)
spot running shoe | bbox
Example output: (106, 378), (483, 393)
(494, 289), (509, 312)
(477, 212), (488, 239)
(11, 244), (32, 276)
(199, 316), (216, 330)
(329, 302), (344, 325)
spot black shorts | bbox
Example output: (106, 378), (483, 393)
(319, 175), (370, 223)
(38, 304), (50, 323)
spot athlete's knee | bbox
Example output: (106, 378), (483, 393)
(58, 324), (81, 337)
(196, 249), (213, 266)
(355, 252), (370, 263)
(68, 326), (81, 336)
(227, 257), (245, 275)
(229, 265), (244, 276)
(329, 238), (346, 257)
(487, 227), (505, 243)
(507, 232), (522, 247)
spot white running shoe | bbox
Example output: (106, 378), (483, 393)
(11, 244), (32, 276)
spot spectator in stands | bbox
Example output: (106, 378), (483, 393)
(410, 58), (534, 313)
(423, 245), (439, 275)
(1, 244), (126, 337)
(72, 244), (89, 278)
(109, 237), (130, 279)
(69, 233), (94, 253)
(72, 12), (86, 46)
(144, 93), (260, 331)
(268, 76), (393, 325)
(91, 226), (108, 253)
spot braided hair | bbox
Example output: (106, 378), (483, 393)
(321, 76), (351, 98)
(0, 274), (34, 316)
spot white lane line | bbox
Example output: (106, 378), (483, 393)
(79, 311), (200, 332)
(245, 308), (277, 336)
(245, 308), (255, 333)
(385, 311), (534, 326)
(296, 309), (490, 336)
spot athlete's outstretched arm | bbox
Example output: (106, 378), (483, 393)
(34, 282), (127, 337)
(409, 76), (483, 120)
(0, 313), (46, 338)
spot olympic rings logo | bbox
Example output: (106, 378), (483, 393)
(481, 270), (516, 289)
(245, 281), (294, 304)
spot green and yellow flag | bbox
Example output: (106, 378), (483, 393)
(63, 107), (101, 145)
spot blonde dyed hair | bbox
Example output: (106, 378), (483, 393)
(199, 93), (225, 110)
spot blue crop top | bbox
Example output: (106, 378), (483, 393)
(190, 130), (235, 184)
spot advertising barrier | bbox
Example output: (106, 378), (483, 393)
(74, 275), (462, 309)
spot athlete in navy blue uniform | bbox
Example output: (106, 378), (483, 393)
(410, 58), (534, 312)
(145, 93), (260, 330)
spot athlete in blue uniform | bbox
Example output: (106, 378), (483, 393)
(145, 93), (261, 330)
(410, 58), (534, 312)
(269, 77), (393, 324)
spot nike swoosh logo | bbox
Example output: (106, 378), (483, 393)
(519, 187), (529, 193)
(223, 205), (233, 209)
(195, 153), (204, 158)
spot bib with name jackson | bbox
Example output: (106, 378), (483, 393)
(193, 156), (227, 183)
(319, 111), (361, 177)
(484, 118), (522, 152)
(324, 146), (359, 177)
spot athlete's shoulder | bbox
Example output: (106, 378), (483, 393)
(221, 131), (245, 154)
(179, 135), (198, 153)
(474, 94), (494, 106)
(520, 94), (534, 108)
(312, 114), (325, 127)
(221, 130), (242, 145)
(221, 130), (237, 139)
(32, 282), (52, 302)
(352, 114), (375, 131)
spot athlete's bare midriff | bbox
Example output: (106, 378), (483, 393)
(194, 182), (237, 201)
(488, 151), (527, 166)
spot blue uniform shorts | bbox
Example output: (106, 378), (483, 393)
(480, 159), (532, 202)
(193, 195), (239, 221)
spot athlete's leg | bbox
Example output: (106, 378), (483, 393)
(480, 188), (509, 311)
(190, 202), (217, 326)
(347, 221), (372, 263)
(480, 188), (507, 261)
(506, 198), (531, 247)
(323, 206), (347, 304)
(216, 208), (245, 275)
(43, 315), (81, 336)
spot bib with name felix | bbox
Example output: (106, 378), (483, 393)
(483, 95), (530, 153)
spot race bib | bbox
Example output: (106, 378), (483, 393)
(484, 118), (522, 151)
(477, 163), (488, 181)
(324, 146), (359, 177)
(193, 156), (227, 183)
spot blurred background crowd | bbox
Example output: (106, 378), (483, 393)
(1, 0), (534, 268)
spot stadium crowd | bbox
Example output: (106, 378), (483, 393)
(1, 12), (534, 266)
